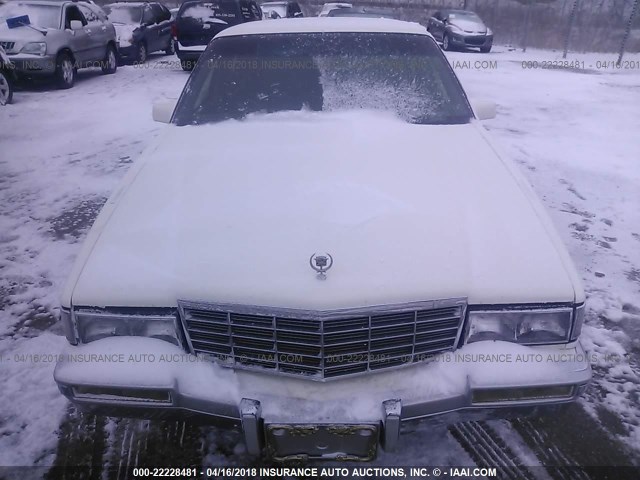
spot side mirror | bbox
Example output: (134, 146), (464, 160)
(70, 20), (83, 30)
(152, 99), (177, 123)
(471, 99), (497, 120)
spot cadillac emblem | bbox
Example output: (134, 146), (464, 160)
(309, 253), (333, 280)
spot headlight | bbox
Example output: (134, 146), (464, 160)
(466, 306), (577, 345)
(74, 310), (181, 346)
(21, 42), (47, 56)
(449, 24), (463, 33)
(486, 28), (493, 36)
(118, 35), (133, 46)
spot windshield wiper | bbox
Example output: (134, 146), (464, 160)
(25, 23), (48, 36)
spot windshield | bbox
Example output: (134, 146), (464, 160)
(0, 3), (61, 29)
(103, 5), (143, 24)
(179, 1), (241, 25)
(173, 33), (473, 126)
(320, 3), (351, 13)
(261, 3), (286, 18)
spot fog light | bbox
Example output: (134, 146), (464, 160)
(472, 385), (574, 404)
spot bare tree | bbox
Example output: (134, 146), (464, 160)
(563, 0), (581, 58)
(618, 0), (640, 64)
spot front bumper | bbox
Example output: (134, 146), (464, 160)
(54, 337), (591, 459)
(449, 33), (493, 49)
(5, 53), (57, 76)
(117, 44), (137, 61)
(175, 42), (205, 63)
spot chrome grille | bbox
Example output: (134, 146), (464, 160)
(178, 299), (466, 380)
(464, 36), (487, 46)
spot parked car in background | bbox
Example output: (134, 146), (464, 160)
(318, 2), (351, 16)
(327, 6), (397, 19)
(170, 7), (179, 21)
(0, 44), (14, 104)
(427, 9), (493, 52)
(173, 0), (261, 71)
(103, 2), (174, 64)
(55, 17), (590, 462)
(0, 0), (117, 88)
(260, 1), (302, 19)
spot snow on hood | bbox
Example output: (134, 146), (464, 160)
(0, 23), (49, 45)
(114, 23), (137, 44)
(67, 110), (578, 309)
(450, 18), (487, 33)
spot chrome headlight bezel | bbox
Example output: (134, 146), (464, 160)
(465, 303), (584, 346)
(60, 307), (77, 345)
(67, 308), (183, 347)
(21, 42), (47, 56)
(570, 303), (585, 341)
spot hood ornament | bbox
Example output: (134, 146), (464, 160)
(309, 253), (333, 280)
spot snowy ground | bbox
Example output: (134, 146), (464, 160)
(0, 45), (639, 475)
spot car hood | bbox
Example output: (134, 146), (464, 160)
(113, 23), (138, 41)
(68, 111), (581, 310)
(450, 19), (487, 34)
(0, 24), (50, 52)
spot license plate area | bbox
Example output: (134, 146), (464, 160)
(265, 423), (379, 461)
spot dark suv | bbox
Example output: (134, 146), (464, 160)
(173, 0), (261, 71)
(104, 2), (174, 64)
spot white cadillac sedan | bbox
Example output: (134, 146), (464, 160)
(54, 18), (591, 461)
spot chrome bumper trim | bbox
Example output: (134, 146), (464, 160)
(54, 337), (592, 456)
(381, 399), (402, 452)
(240, 398), (263, 455)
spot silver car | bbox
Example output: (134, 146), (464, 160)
(0, 0), (118, 89)
(427, 9), (493, 53)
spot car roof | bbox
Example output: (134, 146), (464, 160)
(261, 1), (289, 5)
(217, 17), (429, 37)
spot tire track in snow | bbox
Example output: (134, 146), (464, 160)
(511, 404), (638, 479)
(449, 421), (537, 480)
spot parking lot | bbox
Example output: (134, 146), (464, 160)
(1, 45), (640, 476)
